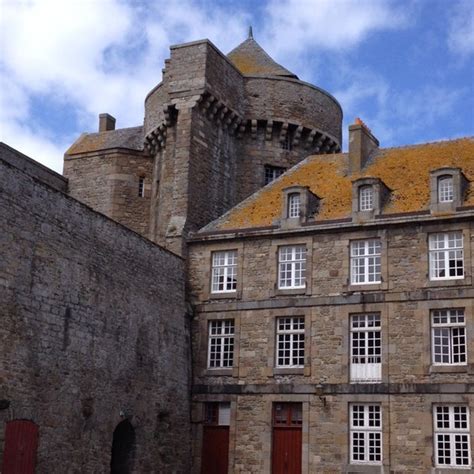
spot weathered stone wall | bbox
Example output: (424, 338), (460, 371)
(244, 77), (342, 143)
(0, 154), (191, 473)
(64, 150), (153, 236)
(188, 218), (474, 471)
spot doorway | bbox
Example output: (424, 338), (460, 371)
(110, 420), (135, 474)
(272, 403), (302, 474)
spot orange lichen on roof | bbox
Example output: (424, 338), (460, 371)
(227, 37), (296, 78)
(216, 137), (474, 231)
(362, 138), (474, 214)
(219, 154), (352, 230)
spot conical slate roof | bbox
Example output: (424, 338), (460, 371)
(227, 30), (297, 78)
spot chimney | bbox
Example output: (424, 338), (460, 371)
(348, 118), (379, 174)
(98, 113), (116, 132)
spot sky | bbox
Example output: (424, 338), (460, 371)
(1, 0), (473, 173)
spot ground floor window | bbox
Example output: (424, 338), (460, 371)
(350, 404), (382, 464)
(434, 405), (471, 468)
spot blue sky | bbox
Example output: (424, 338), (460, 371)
(1, 0), (473, 172)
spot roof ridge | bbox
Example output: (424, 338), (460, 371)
(378, 136), (474, 152)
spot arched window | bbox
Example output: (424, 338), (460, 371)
(438, 175), (454, 203)
(287, 193), (301, 218)
(110, 420), (136, 474)
(359, 185), (374, 211)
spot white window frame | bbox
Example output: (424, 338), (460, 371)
(350, 314), (382, 383)
(211, 250), (237, 293)
(278, 245), (307, 289)
(287, 193), (301, 218)
(434, 405), (471, 468)
(207, 320), (235, 369)
(275, 317), (305, 368)
(350, 239), (382, 285)
(350, 404), (382, 465)
(438, 175), (454, 203)
(431, 309), (467, 366)
(359, 185), (374, 211)
(429, 232), (464, 281)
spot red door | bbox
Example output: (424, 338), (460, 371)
(272, 403), (302, 474)
(2, 420), (39, 474)
(201, 403), (230, 474)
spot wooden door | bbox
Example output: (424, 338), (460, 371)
(201, 402), (230, 474)
(272, 403), (302, 474)
(2, 420), (39, 474)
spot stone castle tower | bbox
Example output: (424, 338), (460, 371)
(64, 32), (342, 255)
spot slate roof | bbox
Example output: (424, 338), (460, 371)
(227, 37), (297, 78)
(66, 126), (144, 155)
(202, 137), (474, 232)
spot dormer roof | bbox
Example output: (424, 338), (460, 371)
(227, 35), (297, 78)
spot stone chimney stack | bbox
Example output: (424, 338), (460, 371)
(98, 113), (116, 132)
(348, 118), (379, 174)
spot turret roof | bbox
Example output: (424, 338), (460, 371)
(227, 32), (297, 78)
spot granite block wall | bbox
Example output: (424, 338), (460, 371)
(0, 154), (191, 473)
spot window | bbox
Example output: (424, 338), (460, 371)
(350, 314), (381, 382)
(276, 317), (305, 368)
(434, 405), (471, 468)
(281, 134), (292, 151)
(287, 193), (301, 218)
(264, 165), (286, 185)
(208, 320), (234, 369)
(211, 250), (237, 293)
(429, 232), (464, 280)
(204, 402), (231, 426)
(138, 176), (145, 197)
(431, 309), (466, 365)
(438, 175), (454, 203)
(359, 185), (374, 211)
(350, 404), (382, 464)
(273, 403), (302, 427)
(350, 239), (381, 285)
(278, 245), (307, 289)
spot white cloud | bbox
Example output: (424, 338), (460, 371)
(447, 0), (474, 56)
(262, 0), (409, 53)
(0, 0), (249, 170)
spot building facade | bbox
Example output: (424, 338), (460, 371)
(1, 32), (473, 473)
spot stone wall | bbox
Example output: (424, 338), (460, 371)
(64, 150), (153, 236)
(0, 152), (191, 473)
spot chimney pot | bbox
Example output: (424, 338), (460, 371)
(99, 113), (116, 132)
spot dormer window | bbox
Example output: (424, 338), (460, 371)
(352, 177), (390, 222)
(288, 193), (301, 218)
(359, 185), (374, 211)
(438, 175), (454, 203)
(430, 167), (468, 213)
(280, 186), (320, 228)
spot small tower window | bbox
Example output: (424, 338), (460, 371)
(359, 185), (374, 211)
(264, 165), (286, 185)
(288, 193), (301, 218)
(138, 177), (145, 197)
(281, 135), (293, 151)
(438, 175), (454, 203)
